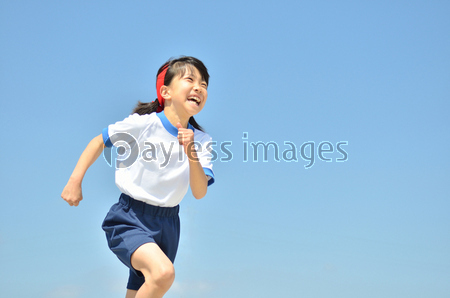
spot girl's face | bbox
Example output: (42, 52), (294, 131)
(165, 66), (208, 118)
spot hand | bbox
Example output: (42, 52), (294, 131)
(176, 123), (198, 161)
(61, 178), (83, 207)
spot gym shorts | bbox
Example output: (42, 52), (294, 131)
(102, 193), (180, 290)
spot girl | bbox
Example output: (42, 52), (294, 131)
(61, 56), (215, 298)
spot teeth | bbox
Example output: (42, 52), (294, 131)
(188, 96), (200, 104)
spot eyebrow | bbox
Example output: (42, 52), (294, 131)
(185, 72), (207, 84)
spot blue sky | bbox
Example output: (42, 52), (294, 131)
(1, 0), (449, 297)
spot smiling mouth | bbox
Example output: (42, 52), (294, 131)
(187, 96), (201, 106)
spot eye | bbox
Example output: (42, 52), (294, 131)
(201, 83), (208, 89)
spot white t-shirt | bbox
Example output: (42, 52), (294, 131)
(102, 111), (215, 207)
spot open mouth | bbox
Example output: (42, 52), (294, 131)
(187, 96), (201, 106)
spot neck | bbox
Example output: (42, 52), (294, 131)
(163, 106), (190, 128)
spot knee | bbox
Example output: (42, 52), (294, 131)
(149, 264), (175, 290)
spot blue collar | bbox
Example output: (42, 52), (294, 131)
(156, 111), (194, 137)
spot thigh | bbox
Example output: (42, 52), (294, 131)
(158, 215), (181, 263)
(131, 242), (174, 278)
(102, 202), (157, 272)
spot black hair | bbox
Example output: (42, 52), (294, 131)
(132, 56), (209, 131)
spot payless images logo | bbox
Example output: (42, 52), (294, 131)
(240, 132), (348, 168)
(102, 132), (348, 169)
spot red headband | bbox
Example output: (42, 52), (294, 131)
(155, 64), (169, 112)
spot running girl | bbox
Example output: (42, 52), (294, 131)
(61, 56), (215, 298)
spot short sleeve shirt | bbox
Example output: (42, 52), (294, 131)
(102, 112), (215, 207)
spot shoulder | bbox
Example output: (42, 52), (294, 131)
(108, 113), (158, 136)
(113, 113), (157, 127)
(194, 129), (212, 142)
(126, 112), (155, 123)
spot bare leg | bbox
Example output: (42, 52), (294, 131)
(131, 243), (175, 298)
(125, 290), (137, 298)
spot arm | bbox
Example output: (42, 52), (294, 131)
(176, 124), (208, 199)
(187, 149), (208, 199)
(61, 134), (105, 206)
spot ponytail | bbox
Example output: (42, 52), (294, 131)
(132, 100), (159, 115)
(188, 116), (204, 132)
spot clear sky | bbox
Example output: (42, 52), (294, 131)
(1, 1), (449, 297)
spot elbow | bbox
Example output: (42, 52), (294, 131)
(191, 175), (208, 199)
(193, 191), (206, 200)
(193, 188), (207, 200)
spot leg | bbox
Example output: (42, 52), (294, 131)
(125, 290), (137, 298)
(131, 243), (175, 298)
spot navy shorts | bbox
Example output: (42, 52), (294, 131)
(102, 193), (180, 290)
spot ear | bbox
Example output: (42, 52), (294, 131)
(160, 85), (171, 100)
